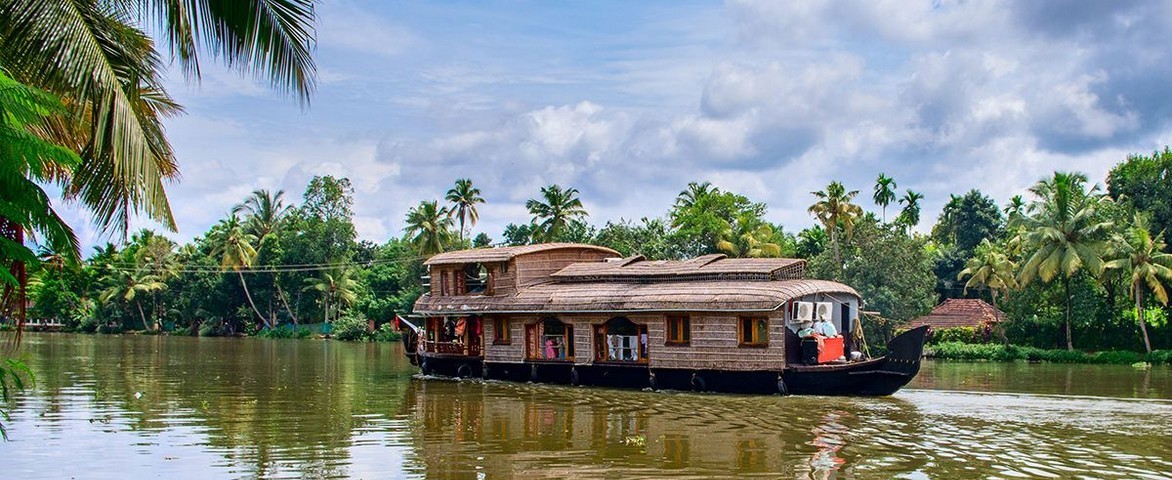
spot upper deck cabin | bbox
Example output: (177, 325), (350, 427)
(414, 244), (861, 371)
(423, 243), (621, 298)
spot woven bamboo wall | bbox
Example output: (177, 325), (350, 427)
(428, 266), (461, 297)
(483, 314), (526, 363)
(513, 249), (616, 287)
(648, 313), (788, 371)
(489, 262), (516, 296)
(479, 312), (789, 370)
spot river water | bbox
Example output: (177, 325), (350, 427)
(1, 333), (1168, 479)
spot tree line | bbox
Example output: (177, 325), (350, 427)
(17, 149), (1172, 355)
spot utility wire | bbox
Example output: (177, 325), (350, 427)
(98, 255), (431, 275)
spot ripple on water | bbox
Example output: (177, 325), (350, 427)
(6, 335), (1172, 479)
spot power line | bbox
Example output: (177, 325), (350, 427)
(99, 255), (430, 275)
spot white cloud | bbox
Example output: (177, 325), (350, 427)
(87, 1), (1169, 254)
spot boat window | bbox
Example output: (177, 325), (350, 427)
(527, 318), (574, 360)
(463, 263), (488, 294)
(665, 315), (690, 346)
(595, 317), (648, 362)
(439, 270), (450, 296)
(493, 317), (510, 344)
(738, 317), (769, 347)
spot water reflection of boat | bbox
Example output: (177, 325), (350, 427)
(399, 243), (928, 396)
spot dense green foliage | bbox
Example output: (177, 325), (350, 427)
(1108, 148), (1172, 244)
(11, 150), (1172, 359)
(932, 190), (1004, 298)
(927, 342), (1172, 365)
(808, 219), (937, 343)
(925, 326), (989, 345)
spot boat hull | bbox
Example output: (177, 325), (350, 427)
(409, 326), (930, 396)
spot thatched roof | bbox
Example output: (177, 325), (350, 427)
(415, 278), (858, 314)
(423, 243), (620, 266)
(551, 254), (805, 282)
(906, 299), (1004, 329)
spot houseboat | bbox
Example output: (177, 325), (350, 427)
(399, 243), (928, 396)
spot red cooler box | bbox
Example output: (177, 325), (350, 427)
(818, 336), (845, 363)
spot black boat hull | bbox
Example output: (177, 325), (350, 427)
(408, 326), (930, 397)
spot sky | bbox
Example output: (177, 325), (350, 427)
(56, 0), (1172, 250)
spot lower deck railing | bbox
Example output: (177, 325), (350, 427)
(424, 341), (481, 356)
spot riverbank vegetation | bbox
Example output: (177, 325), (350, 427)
(8, 150), (1172, 359)
(0, 0), (321, 438)
(0, 3), (1168, 357)
(926, 342), (1172, 365)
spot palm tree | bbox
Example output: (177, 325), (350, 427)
(99, 266), (166, 331)
(716, 213), (783, 258)
(212, 214), (269, 328)
(0, 0), (317, 235)
(135, 234), (178, 278)
(808, 181), (863, 275)
(873, 174), (897, 223)
(1017, 171), (1112, 351)
(404, 200), (454, 255)
(527, 184), (589, 242)
(445, 179), (485, 241)
(232, 189), (293, 243)
(232, 189), (294, 324)
(1105, 214), (1172, 353)
(897, 190), (924, 231)
(1004, 195), (1026, 223)
(135, 233), (178, 324)
(674, 181), (715, 211)
(302, 268), (357, 324)
(958, 239), (1018, 308)
(0, 71), (81, 313)
(937, 194), (963, 242)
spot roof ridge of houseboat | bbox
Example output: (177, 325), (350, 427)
(423, 243), (621, 266)
(550, 253), (806, 282)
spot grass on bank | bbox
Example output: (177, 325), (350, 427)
(926, 342), (1172, 365)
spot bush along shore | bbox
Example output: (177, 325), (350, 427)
(925, 342), (1172, 365)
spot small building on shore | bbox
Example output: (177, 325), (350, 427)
(906, 298), (1004, 332)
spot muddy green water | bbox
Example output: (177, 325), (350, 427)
(1, 334), (1169, 479)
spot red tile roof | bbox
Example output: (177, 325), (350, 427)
(906, 298), (1005, 329)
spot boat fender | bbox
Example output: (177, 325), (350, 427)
(690, 373), (706, 392)
(420, 361), (431, 376)
(530, 364), (539, 382)
(777, 376), (789, 396)
(481, 364), (490, 379)
(570, 368), (580, 386)
(457, 363), (472, 378)
(648, 372), (658, 390)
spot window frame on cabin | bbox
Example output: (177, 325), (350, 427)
(594, 317), (648, 363)
(461, 263), (489, 295)
(526, 317), (575, 361)
(493, 317), (511, 344)
(738, 316), (769, 348)
(665, 315), (691, 346)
